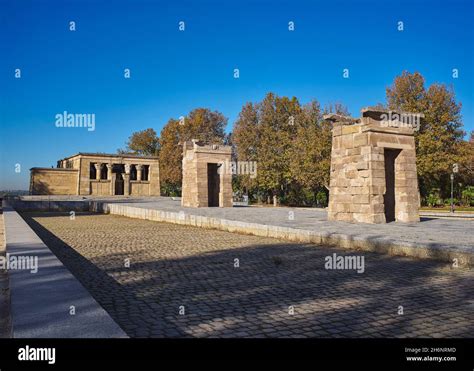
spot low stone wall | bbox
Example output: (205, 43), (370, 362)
(91, 201), (474, 267)
(7, 198), (91, 212)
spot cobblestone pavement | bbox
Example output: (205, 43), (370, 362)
(22, 212), (474, 338)
(112, 198), (474, 253)
(15, 195), (474, 250)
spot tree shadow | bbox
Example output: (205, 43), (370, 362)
(21, 213), (474, 338)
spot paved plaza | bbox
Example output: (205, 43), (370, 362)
(111, 198), (474, 253)
(21, 211), (474, 338)
(12, 196), (474, 264)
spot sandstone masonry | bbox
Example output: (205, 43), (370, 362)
(326, 108), (421, 224)
(30, 153), (160, 196)
(181, 140), (233, 207)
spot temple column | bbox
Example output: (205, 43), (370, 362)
(137, 164), (143, 181)
(124, 164), (130, 195)
(110, 173), (116, 195)
(107, 163), (114, 195)
(94, 163), (101, 180)
(106, 163), (113, 180)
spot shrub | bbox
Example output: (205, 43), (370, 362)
(462, 186), (474, 206)
(443, 198), (460, 206)
(316, 191), (328, 207)
(160, 183), (181, 197)
(426, 193), (442, 207)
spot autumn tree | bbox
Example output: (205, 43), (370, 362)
(119, 128), (160, 156)
(386, 71), (466, 200)
(157, 119), (182, 195)
(323, 102), (351, 116)
(185, 108), (227, 143)
(158, 108), (227, 195)
(289, 100), (332, 204)
(233, 93), (335, 205)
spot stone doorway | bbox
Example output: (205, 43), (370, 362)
(181, 140), (233, 208)
(207, 163), (220, 207)
(326, 108), (420, 223)
(384, 148), (402, 222)
(115, 173), (124, 195)
(113, 164), (125, 196)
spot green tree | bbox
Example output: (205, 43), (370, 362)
(255, 94), (301, 203)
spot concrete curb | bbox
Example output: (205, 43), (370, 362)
(91, 202), (473, 267)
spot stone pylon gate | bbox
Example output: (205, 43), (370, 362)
(325, 108), (421, 224)
(181, 140), (233, 208)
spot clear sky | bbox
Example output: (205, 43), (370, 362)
(1, 0), (473, 190)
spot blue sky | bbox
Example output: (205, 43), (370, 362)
(1, 0), (473, 190)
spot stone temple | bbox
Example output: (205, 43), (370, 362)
(325, 108), (421, 224)
(181, 140), (233, 207)
(30, 153), (160, 196)
(28, 110), (422, 225)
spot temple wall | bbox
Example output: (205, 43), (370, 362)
(31, 153), (160, 196)
(30, 169), (78, 195)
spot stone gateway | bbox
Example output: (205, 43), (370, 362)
(181, 140), (233, 207)
(325, 108), (421, 224)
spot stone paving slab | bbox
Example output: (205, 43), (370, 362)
(21, 212), (474, 338)
(3, 206), (127, 338)
(90, 198), (474, 266)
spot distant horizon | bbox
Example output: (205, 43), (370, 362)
(2, 0), (473, 190)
